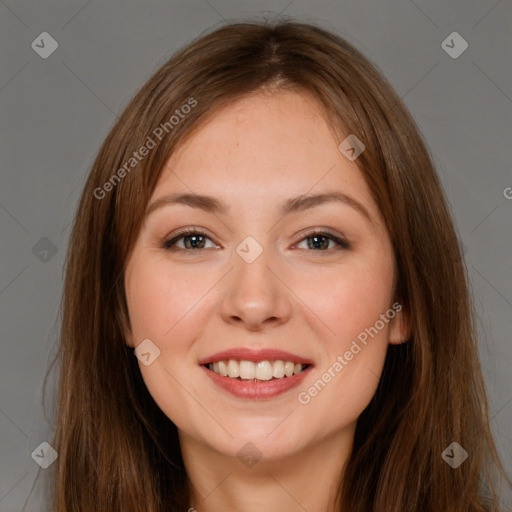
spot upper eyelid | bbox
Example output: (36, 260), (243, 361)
(164, 228), (348, 249)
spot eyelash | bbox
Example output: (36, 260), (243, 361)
(161, 228), (350, 253)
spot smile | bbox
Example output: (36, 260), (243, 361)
(200, 360), (313, 400)
(204, 359), (310, 381)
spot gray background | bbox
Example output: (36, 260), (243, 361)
(1, 0), (511, 510)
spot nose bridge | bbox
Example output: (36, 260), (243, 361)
(219, 240), (291, 329)
(232, 241), (276, 305)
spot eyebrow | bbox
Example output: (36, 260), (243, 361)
(145, 191), (372, 222)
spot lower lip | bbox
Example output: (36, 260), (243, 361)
(200, 365), (312, 400)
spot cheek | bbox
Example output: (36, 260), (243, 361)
(291, 251), (395, 346)
(126, 267), (170, 342)
(290, 250), (394, 420)
(125, 255), (208, 342)
(294, 280), (391, 432)
(124, 256), (208, 432)
(296, 340), (387, 435)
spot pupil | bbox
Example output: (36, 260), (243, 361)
(308, 236), (328, 250)
(186, 235), (205, 249)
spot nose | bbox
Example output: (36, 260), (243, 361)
(219, 248), (293, 331)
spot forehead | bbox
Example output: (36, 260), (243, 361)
(151, 91), (379, 222)
(167, 90), (339, 175)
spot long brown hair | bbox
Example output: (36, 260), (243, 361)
(45, 18), (508, 511)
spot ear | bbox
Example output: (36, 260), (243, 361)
(388, 302), (411, 345)
(122, 321), (136, 348)
(119, 275), (135, 348)
(119, 310), (135, 348)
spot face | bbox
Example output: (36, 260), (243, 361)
(124, 90), (408, 463)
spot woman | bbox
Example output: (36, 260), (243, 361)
(49, 19), (508, 511)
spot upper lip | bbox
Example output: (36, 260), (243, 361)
(198, 348), (314, 365)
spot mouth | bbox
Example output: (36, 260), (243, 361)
(202, 359), (312, 382)
(199, 348), (314, 399)
(199, 349), (314, 399)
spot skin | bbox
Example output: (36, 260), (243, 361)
(124, 90), (410, 512)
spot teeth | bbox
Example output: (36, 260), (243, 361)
(272, 360), (285, 378)
(240, 360), (256, 379)
(207, 359), (307, 380)
(218, 360), (228, 376)
(227, 359), (240, 378)
(255, 361), (273, 381)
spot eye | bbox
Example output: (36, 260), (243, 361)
(295, 231), (350, 251)
(162, 228), (219, 251)
(162, 228), (350, 253)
